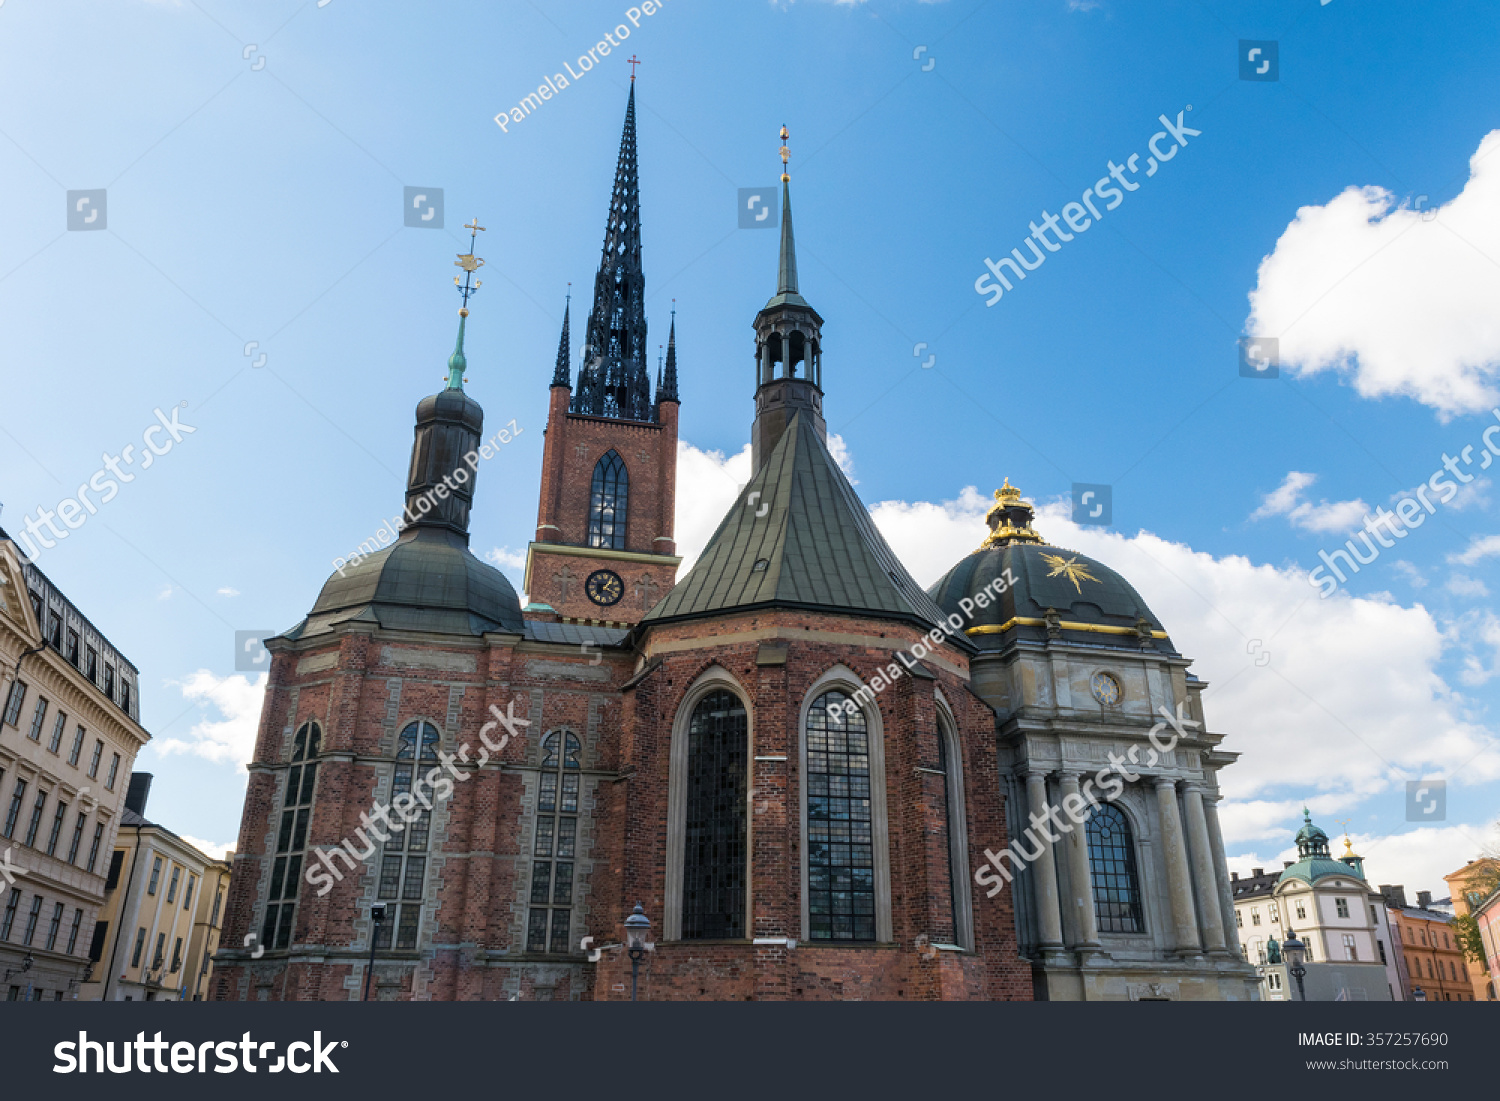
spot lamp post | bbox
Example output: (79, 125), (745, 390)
(363, 902), (387, 1002)
(1283, 929), (1307, 1002)
(623, 902), (651, 1003)
(1413, 986), (1427, 1002)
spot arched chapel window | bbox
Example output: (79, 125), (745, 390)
(682, 690), (747, 939)
(528, 731), (582, 953)
(806, 690), (875, 941)
(587, 450), (628, 550)
(263, 721), (321, 951)
(376, 721), (439, 950)
(1086, 803), (1144, 934)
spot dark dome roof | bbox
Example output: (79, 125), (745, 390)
(415, 387), (483, 432)
(292, 527), (524, 639)
(927, 542), (1175, 653)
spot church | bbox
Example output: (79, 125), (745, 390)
(214, 78), (1258, 1001)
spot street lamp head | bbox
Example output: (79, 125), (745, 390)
(21, 952), (33, 973)
(624, 902), (652, 952)
(371, 902), (387, 926)
(1281, 929), (1306, 968)
(1413, 987), (1427, 1002)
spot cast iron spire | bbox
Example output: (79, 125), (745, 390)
(572, 77), (653, 422)
(551, 289), (571, 388)
(659, 305), (679, 404)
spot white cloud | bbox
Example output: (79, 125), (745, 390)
(1068, 0), (1103, 9)
(674, 438), (754, 575)
(1448, 533), (1500, 566)
(180, 835), (235, 862)
(1392, 560), (1428, 589)
(484, 546), (527, 571)
(156, 584), (173, 601)
(1251, 471), (1370, 534)
(153, 671), (267, 770)
(1446, 573), (1489, 597)
(216, 587), (240, 597)
(1246, 129), (1500, 418)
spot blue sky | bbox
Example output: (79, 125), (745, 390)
(2, 0), (1498, 896)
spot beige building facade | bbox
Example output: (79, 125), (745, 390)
(0, 532), (148, 1001)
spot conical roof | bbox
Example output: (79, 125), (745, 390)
(643, 412), (952, 633)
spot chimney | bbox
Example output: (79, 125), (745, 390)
(1230, 871), (1239, 881)
(1252, 868), (1264, 878)
(1380, 885), (1407, 910)
(1416, 890), (1432, 909)
(125, 772), (152, 817)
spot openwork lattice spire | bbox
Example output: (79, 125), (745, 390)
(659, 306), (679, 404)
(551, 289), (571, 388)
(572, 81), (653, 422)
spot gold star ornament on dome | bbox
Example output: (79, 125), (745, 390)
(1040, 552), (1099, 593)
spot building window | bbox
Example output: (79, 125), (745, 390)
(3, 778), (26, 839)
(1086, 803), (1144, 934)
(210, 889), (222, 927)
(67, 909), (83, 955)
(45, 901), (64, 951)
(1378, 938), (1388, 964)
(66, 629), (79, 665)
(130, 927), (146, 968)
(1343, 932), (1357, 960)
(1268, 971), (1283, 991)
(1426, 958), (1433, 979)
(3, 681), (26, 727)
(23, 789), (47, 848)
(27, 697), (48, 741)
(1443, 930), (1450, 949)
(152, 931), (166, 970)
(103, 665), (115, 699)
(526, 730), (581, 953)
(171, 937), (183, 972)
(47, 611), (62, 648)
(147, 856), (162, 895)
(67, 812), (85, 864)
(1336, 897), (1350, 918)
(681, 691), (747, 940)
(373, 721), (438, 952)
(47, 711), (66, 754)
(263, 721), (321, 953)
(1270, 906), (1279, 924)
(86, 824), (104, 873)
(68, 726), (85, 766)
(1296, 901), (1307, 921)
(1252, 908), (1262, 926)
(87, 740), (103, 779)
(933, 711), (970, 948)
(121, 682), (131, 714)
(806, 689), (876, 942)
(183, 874), (195, 911)
(45, 800), (67, 856)
(22, 895), (43, 946)
(1, 888), (20, 939)
(586, 450), (629, 550)
(85, 648), (97, 682)
(1236, 910), (1243, 928)
(166, 866), (180, 904)
(106, 753), (120, 790)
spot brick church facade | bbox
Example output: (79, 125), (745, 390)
(215, 80), (1251, 1001)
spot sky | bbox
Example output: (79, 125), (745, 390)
(2, 0), (1498, 899)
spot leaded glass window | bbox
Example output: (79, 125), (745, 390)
(1086, 803), (1143, 934)
(587, 450), (628, 550)
(262, 721), (321, 951)
(527, 731), (581, 953)
(375, 721), (439, 951)
(933, 716), (960, 944)
(806, 690), (876, 941)
(682, 690), (747, 939)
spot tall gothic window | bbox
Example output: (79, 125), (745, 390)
(376, 721), (439, 950)
(933, 716), (961, 944)
(263, 721), (321, 951)
(1086, 803), (1143, 934)
(528, 731), (581, 954)
(682, 690), (747, 939)
(806, 690), (876, 941)
(587, 450), (628, 550)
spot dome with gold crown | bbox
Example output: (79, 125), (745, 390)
(925, 479), (1176, 654)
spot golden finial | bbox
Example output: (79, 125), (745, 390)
(977, 477), (1046, 550)
(1337, 819), (1357, 856)
(996, 478), (1021, 503)
(779, 124), (790, 183)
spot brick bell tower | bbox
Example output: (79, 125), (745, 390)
(525, 76), (681, 626)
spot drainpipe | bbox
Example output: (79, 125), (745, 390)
(102, 824), (144, 1002)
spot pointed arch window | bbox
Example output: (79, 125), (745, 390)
(806, 690), (876, 941)
(587, 450), (628, 549)
(932, 711), (973, 948)
(528, 731), (581, 953)
(1086, 803), (1144, 934)
(682, 690), (748, 939)
(263, 722), (321, 951)
(375, 721), (439, 950)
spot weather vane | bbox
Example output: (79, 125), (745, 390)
(779, 125), (790, 183)
(453, 217), (486, 314)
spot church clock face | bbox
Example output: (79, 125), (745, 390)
(585, 569), (624, 607)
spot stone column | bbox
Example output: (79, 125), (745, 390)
(1183, 785), (1227, 953)
(1155, 778), (1201, 954)
(1058, 772), (1099, 949)
(1203, 794), (1242, 955)
(1025, 770), (1065, 951)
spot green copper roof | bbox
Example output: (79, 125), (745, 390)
(642, 412), (953, 632)
(766, 178), (811, 311)
(1279, 857), (1364, 888)
(446, 313), (468, 391)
